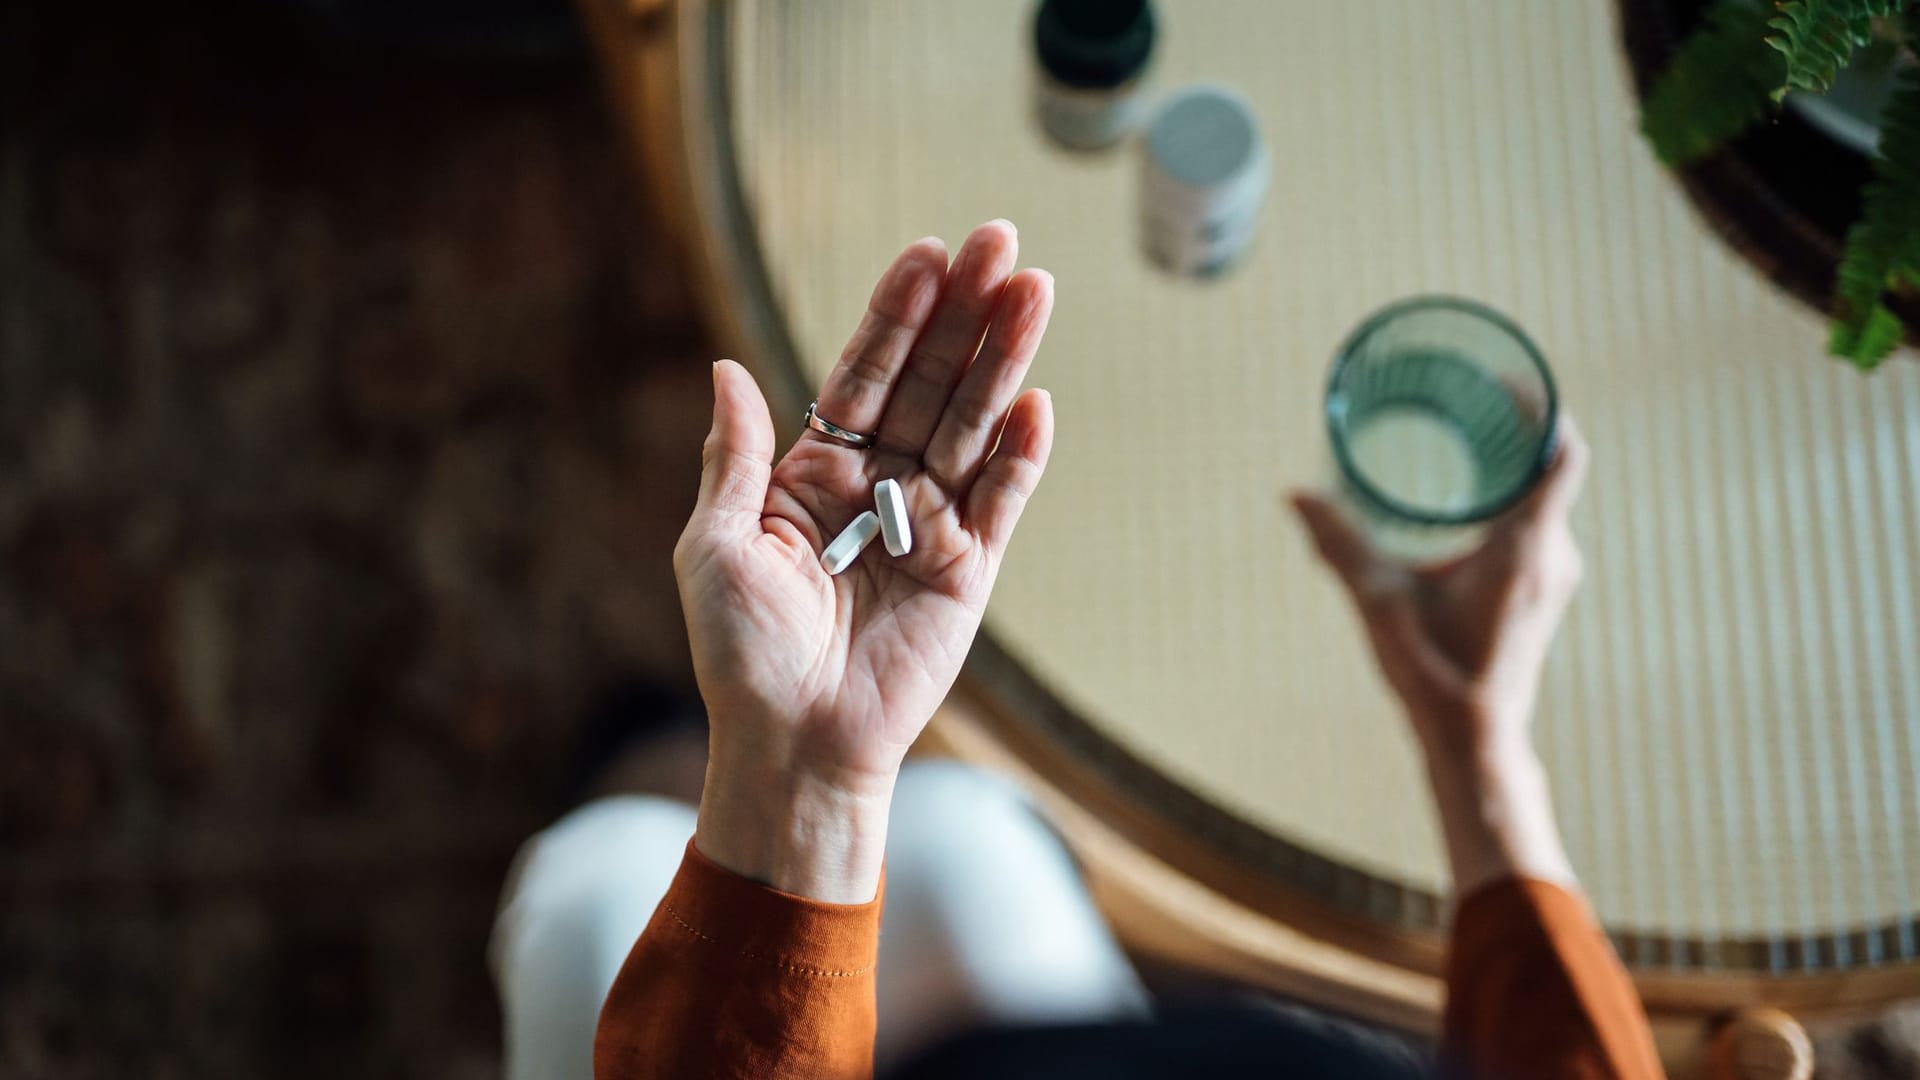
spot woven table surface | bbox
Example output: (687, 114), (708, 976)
(725, 0), (1920, 962)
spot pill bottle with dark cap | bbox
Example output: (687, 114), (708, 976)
(1033, 0), (1156, 151)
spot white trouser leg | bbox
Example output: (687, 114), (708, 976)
(489, 796), (697, 1080)
(490, 762), (1149, 1079)
(874, 760), (1150, 1069)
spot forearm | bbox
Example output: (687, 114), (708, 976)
(1424, 713), (1664, 1078)
(1417, 715), (1576, 899)
(1441, 875), (1665, 1079)
(594, 717), (898, 1080)
(593, 841), (885, 1080)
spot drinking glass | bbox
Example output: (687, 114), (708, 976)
(1326, 296), (1558, 564)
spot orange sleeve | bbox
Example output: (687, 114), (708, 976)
(593, 840), (883, 1080)
(1443, 877), (1664, 1079)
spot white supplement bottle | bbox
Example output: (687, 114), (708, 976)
(1139, 84), (1269, 277)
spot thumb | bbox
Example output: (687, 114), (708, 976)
(1289, 491), (1392, 602)
(696, 359), (776, 522)
(1291, 492), (1463, 706)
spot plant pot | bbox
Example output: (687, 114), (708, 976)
(1785, 52), (1899, 155)
(1617, 0), (1920, 346)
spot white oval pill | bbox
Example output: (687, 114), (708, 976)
(874, 478), (912, 556)
(820, 511), (881, 575)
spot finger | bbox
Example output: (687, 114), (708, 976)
(924, 268), (1054, 489)
(808, 236), (949, 440)
(876, 219), (1020, 455)
(1291, 497), (1455, 690)
(1366, 601), (1467, 702)
(1289, 492), (1389, 601)
(695, 359), (776, 523)
(1504, 412), (1590, 531)
(966, 387), (1054, 553)
(1499, 372), (1552, 429)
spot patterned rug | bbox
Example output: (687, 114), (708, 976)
(0, 1), (709, 1074)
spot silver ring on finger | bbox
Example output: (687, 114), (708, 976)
(804, 401), (875, 449)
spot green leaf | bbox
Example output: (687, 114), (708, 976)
(1828, 301), (1904, 365)
(1830, 67), (1920, 368)
(1642, 0), (1787, 165)
(1766, 0), (1908, 99)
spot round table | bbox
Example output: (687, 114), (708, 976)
(590, 0), (1920, 1030)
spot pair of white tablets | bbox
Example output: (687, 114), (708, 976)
(820, 478), (912, 575)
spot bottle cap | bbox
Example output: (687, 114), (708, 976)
(1138, 84), (1269, 275)
(1034, 0), (1155, 90)
(1142, 84), (1269, 217)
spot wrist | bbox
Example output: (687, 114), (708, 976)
(1422, 734), (1544, 803)
(693, 733), (897, 905)
(1420, 730), (1577, 896)
(1406, 693), (1532, 765)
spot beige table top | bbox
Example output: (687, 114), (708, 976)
(722, 0), (1920, 966)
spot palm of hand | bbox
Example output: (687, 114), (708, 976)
(682, 442), (999, 777)
(1415, 526), (1566, 695)
(676, 223), (1054, 784)
(1293, 420), (1589, 739)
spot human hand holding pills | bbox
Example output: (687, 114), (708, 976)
(673, 221), (1054, 902)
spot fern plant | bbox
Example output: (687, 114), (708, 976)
(1642, 0), (1919, 368)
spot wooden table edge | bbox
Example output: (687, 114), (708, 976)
(572, 0), (1920, 1064)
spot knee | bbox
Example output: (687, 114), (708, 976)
(890, 761), (1044, 840)
(492, 796), (697, 967)
(874, 763), (1147, 1059)
(490, 797), (696, 1078)
(510, 795), (700, 905)
(886, 760), (1075, 878)
(537, 795), (699, 859)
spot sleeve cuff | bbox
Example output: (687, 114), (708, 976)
(1451, 876), (1595, 967)
(658, 839), (885, 979)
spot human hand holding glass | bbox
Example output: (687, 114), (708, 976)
(1292, 417), (1591, 894)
